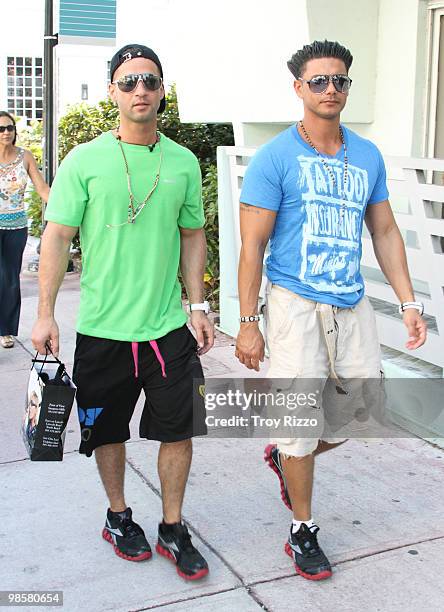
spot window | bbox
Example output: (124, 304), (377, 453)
(81, 83), (88, 100)
(6, 56), (44, 121)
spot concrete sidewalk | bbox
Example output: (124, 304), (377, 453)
(0, 241), (443, 611)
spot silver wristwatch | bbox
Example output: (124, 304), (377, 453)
(189, 301), (210, 315)
(398, 301), (424, 316)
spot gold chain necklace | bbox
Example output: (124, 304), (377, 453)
(299, 121), (348, 217)
(106, 131), (162, 228)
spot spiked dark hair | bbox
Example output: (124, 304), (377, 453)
(287, 40), (353, 79)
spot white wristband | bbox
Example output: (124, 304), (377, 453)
(189, 301), (210, 314)
(398, 301), (424, 316)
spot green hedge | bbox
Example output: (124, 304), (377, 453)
(202, 164), (219, 305)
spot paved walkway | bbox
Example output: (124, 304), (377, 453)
(0, 238), (443, 611)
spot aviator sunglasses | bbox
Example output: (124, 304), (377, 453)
(298, 74), (352, 94)
(112, 72), (163, 93)
(0, 125), (15, 133)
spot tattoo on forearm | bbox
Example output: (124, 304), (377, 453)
(240, 204), (260, 214)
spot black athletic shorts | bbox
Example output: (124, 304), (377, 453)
(72, 325), (207, 457)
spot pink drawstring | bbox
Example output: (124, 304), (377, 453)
(149, 340), (167, 378)
(131, 342), (139, 378)
(131, 340), (167, 379)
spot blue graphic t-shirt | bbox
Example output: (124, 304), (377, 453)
(240, 124), (389, 307)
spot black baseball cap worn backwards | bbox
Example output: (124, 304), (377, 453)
(110, 44), (166, 113)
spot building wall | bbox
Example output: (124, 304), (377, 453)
(348, 0), (428, 155)
(173, 0), (309, 124)
(55, 0), (179, 119)
(174, 0), (428, 157)
(0, 0), (432, 158)
(55, 45), (111, 115)
(115, 0), (177, 89)
(0, 0), (111, 120)
(0, 0), (45, 119)
(306, 0), (379, 124)
(173, 0), (379, 125)
(0, 0), (179, 122)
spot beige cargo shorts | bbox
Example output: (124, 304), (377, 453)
(264, 283), (383, 457)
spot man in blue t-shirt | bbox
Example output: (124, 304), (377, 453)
(235, 40), (427, 581)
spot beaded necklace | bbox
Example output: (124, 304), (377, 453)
(299, 120), (348, 216)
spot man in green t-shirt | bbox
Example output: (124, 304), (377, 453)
(32, 44), (214, 580)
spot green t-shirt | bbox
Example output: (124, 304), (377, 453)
(45, 131), (204, 341)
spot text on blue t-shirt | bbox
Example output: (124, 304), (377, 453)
(239, 124), (389, 307)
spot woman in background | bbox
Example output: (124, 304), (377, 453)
(0, 111), (49, 348)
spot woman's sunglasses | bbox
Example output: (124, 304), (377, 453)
(298, 74), (352, 94)
(0, 125), (15, 133)
(112, 73), (163, 93)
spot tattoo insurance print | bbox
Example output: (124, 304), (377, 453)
(297, 155), (369, 294)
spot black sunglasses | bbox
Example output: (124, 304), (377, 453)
(0, 125), (15, 133)
(298, 74), (352, 94)
(112, 72), (163, 93)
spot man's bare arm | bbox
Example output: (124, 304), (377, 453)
(365, 201), (414, 302)
(32, 221), (78, 354)
(365, 201), (426, 349)
(179, 227), (206, 304)
(179, 227), (214, 354)
(236, 203), (277, 370)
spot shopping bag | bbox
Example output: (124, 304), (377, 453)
(22, 348), (76, 461)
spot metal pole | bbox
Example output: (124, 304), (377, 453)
(43, 1), (74, 271)
(43, 0), (58, 185)
(29, 0), (58, 271)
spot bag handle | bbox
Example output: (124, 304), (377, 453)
(32, 343), (64, 377)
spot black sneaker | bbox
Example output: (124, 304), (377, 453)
(264, 444), (291, 510)
(285, 523), (332, 580)
(156, 522), (209, 580)
(102, 507), (152, 562)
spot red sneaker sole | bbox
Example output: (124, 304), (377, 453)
(155, 543), (209, 581)
(264, 444), (292, 510)
(102, 528), (152, 562)
(284, 541), (332, 581)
